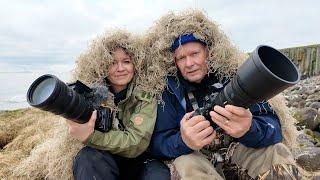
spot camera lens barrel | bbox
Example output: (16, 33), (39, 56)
(217, 45), (300, 108)
(27, 74), (93, 123)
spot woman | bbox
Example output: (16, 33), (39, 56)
(69, 30), (170, 180)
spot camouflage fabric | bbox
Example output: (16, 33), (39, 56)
(200, 129), (234, 165)
(173, 151), (224, 180)
(231, 143), (301, 180)
(173, 143), (303, 180)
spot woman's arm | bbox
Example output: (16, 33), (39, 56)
(85, 91), (157, 158)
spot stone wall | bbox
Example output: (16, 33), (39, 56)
(280, 44), (320, 78)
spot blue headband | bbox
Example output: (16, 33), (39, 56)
(171, 34), (206, 52)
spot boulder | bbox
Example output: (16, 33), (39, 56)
(296, 133), (315, 147)
(310, 102), (320, 110)
(295, 147), (320, 171)
(295, 107), (320, 130)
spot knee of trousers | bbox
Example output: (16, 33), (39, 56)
(173, 153), (223, 180)
(73, 146), (115, 169)
(173, 152), (216, 173)
(266, 143), (294, 161)
(141, 160), (170, 180)
(145, 160), (170, 172)
(231, 143), (296, 178)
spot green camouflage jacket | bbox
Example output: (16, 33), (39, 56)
(85, 84), (157, 158)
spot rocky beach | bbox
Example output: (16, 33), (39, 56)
(283, 75), (320, 172)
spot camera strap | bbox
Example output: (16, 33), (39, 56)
(187, 92), (199, 111)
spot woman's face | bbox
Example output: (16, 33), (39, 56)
(107, 48), (134, 93)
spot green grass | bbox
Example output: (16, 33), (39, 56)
(0, 108), (30, 121)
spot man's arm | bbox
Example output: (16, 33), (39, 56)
(236, 101), (282, 147)
(210, 101), (282, 148)
(149, 90), (193, 159)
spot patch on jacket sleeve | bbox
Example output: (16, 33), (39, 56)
(134, 115), (144, 126)
(135, 91), (153, 102)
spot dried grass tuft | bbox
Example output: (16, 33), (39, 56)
(142, 9), (245, 95)
(71, 29), (157, 95)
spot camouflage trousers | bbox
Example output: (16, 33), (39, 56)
(172, 143), (301, 180)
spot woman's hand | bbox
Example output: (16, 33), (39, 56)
(209, 105), (252, 138)
(66, 111), (97, 143)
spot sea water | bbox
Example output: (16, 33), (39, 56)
(0, 61), (73, 110)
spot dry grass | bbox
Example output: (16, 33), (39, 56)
(72, 29), (137, 85)
(0, 108), (83, 179)
(0, 8), (317, 180)
(142, 9), (247, 95)
(71, 29), (160, 97)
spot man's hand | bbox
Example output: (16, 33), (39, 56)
(180, 112), (216, 150)
(66, 111), (97, 143)
(209, 105), (252, 138)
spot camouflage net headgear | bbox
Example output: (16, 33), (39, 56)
(143, 9), (247, 95)
(72, 29), (143, 89)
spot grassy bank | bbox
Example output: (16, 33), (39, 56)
(0, 108), (83, 179)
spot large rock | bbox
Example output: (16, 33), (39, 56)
(298, 101), (306, 108)
(303, 88), (316, 96)
(295, 147), (320, 171)
(310, 102), (320, 110)
(307, 94), (320, 102)
(295, 86), (307, 95)
(313, 131), (320, 146)
(296, 133), (315, 147)
(295, 107), (320, 130)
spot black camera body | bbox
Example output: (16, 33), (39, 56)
(27, 75), (113, 132)
(67, 80), (113, 132)
(192, 83), (225, 130)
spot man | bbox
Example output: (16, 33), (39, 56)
(148, 10), (301, 179)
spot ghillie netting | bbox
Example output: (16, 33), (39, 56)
(72, 29), (160, 96)
(143, 9), (299, 150)
(0, 29), (158, 179)
(142, 9), (247, 95)
(143, 9), (320, 179)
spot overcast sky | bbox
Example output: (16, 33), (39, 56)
(0, 0), (319, 69)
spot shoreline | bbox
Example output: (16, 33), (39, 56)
(0, 107), (31, 114)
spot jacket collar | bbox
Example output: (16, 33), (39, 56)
(177, 72), (219, 93)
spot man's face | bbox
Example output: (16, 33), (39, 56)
(174, 42), (208, 83)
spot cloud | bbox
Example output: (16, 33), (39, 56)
(0, 0), (319, 68)
(201, 0), (320, 51)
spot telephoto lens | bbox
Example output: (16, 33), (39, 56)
(192, 45), (300, 124)
(215, 45), (300, 108)
(27, 74), (93, 123)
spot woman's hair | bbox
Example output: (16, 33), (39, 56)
(72, 29), (138, 86)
